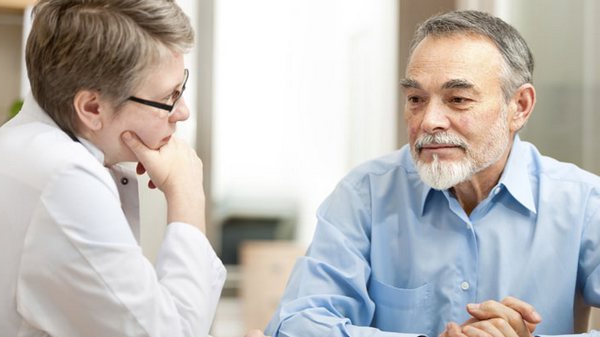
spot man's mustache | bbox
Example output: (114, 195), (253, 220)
(415, 133), (468, 152)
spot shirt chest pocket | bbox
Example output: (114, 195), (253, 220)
(368, 276), (434, 335)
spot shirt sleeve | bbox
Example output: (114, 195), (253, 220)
(17, 164), (225, 337)
(156, 222), (226, 334)
(579, 187), (600, 306)
(539, 332), (600, 337)
(265, 179), (425, 337)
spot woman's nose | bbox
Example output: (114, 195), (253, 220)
(169, 98), (190, 122)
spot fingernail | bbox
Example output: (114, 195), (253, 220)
(122, 132), (132, 141)
(532, 310), (542, 321)
(467, 303), (480, 311)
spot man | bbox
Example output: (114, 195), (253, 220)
(265, 10), (600, 337)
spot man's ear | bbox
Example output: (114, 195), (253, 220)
(509, 83), (536, 132)
(73, 90), (104, 131)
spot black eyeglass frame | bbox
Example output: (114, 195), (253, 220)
(128, 69), (189, 113)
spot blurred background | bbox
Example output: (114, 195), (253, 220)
(1, 0), (599, 336)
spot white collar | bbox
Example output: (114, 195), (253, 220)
(21, 92), (107, 166)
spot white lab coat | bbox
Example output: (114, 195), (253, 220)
(0, 94), (226, 336)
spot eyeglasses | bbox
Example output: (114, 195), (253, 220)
(128, 69), (189, 114)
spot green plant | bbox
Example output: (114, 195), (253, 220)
(8, 99), (23, 120)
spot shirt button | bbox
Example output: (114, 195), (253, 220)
(121, 177), (129, 185)
(494, 187), (501, 195)
(460, 281), (470, 290)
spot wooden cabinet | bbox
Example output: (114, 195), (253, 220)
(239, 241), (306, 330)
(0, 0), (34, 11)
(0, 0), (29, 123)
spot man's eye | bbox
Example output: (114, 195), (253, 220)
(408, 96), (422, 104)
(450, 97), (468, 104)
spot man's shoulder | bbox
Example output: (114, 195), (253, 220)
(522, 140), (600, 186)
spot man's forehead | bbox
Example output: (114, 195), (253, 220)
(408, 34), (502, 66)
(404, 35), (503, 89)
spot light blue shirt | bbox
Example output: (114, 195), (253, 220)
(266, 136), (600, 337)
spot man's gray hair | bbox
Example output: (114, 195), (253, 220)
(408, 10), (534, 102)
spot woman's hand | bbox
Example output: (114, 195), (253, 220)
(245, 329), (270, 337)
(121, 131), (206, 232)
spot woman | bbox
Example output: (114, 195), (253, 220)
(0, 0), (226, 335)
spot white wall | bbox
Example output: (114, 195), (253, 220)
(212, 0), (398, 244)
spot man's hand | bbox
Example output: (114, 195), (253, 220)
(440, 297), (542, 337)
(468, 297), (541, 333)
(465, 297), (542, 337)
(440, 322), (468, 337)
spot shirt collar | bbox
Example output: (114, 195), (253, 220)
(20, 92), (106, 166)
(19, 92), (58, 127)
(76, 136), (106, 165)
(417, 135), (537, 215)
(497, 135), (537, 214)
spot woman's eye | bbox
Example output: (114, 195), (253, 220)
(170, 90), (182, 102)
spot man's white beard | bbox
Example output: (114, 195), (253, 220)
(412, 109), (509, 190)
(416, 153), (475, 190)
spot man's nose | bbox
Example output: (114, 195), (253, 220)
(420, 99), (450, 134)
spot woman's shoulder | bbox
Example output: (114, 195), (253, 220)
(0, 118), (108, 191)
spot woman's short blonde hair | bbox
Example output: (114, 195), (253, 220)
(26, 0), (194, 136)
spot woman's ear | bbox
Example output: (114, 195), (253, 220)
(73, 90), (104, 131)
(509, 83), (536, 132)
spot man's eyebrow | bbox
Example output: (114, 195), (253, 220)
(400, 78), (479, 93)
(442, 79), (475, 90)
(400, 78), (421, 89)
